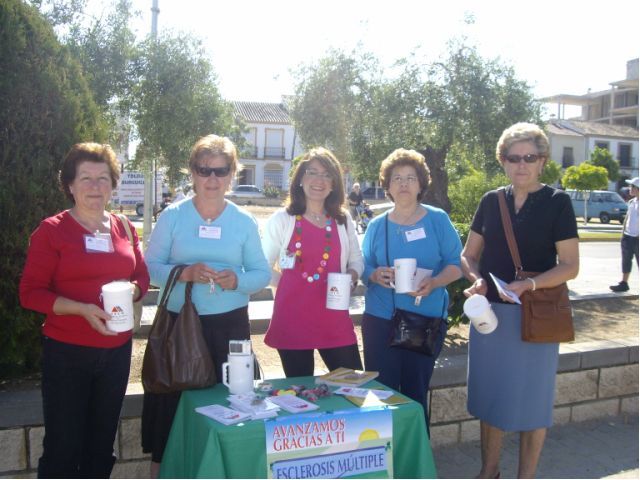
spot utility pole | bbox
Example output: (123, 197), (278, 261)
(142, 0), (160, 248)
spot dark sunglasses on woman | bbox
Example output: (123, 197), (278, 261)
(503, 154), (544, 164)
(194, 165), (231, 177)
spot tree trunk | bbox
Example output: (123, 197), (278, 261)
(420, 146), (451, 213)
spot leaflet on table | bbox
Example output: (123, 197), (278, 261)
(315, 367), (379, 387)
(195, 404), (251, 425)
(268, 394), (320, 413)
(489, 272), (521, 304)
(334, 387), (394, 399)
(228, 393), (281, 419)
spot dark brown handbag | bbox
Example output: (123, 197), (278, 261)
(497, 189), (574, 343)
(142, 265), (217, 393)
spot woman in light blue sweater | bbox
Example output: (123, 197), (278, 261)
(141, 134), (270, 477)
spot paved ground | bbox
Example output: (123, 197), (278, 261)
(433, 415), (639, 479)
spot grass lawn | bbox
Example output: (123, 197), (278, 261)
(578, 231), (621, 242)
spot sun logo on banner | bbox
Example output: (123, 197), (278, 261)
(358, 429), (380, 442)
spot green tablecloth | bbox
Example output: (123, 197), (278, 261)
(160, 377), (437, 478)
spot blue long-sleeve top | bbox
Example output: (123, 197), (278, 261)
(145, 198), (271, 315)
(362, 206), (462, 320)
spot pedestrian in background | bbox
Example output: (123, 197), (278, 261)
(20, 142), (150, 478)
(262, 147), (364, 377)
(360, 148), (462, 422)
(461, 123), (579, 478)
(610, 177), (638, 292)
(141, 134), (270, 477)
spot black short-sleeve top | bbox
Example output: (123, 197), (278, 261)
(470, 185), (578, 303)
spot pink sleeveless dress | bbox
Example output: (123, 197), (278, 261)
(265, 217), (357, 349)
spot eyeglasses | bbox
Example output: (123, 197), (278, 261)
(193, 165), (231, 178)
(305, 169), (332, 182)
(503, 154), (544, 164)
(390, 175), (418, 184)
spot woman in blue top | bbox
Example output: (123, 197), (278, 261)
(361, 148), (462, 422)
(141, 134), (271, 477)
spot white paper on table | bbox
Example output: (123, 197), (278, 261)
(195, 404), (251, 425)
(334, 387), (394, 399)
(489, 272), (521, 305)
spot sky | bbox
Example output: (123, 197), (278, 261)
(112, 0), (638, 118)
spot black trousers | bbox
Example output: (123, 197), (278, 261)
(38, 336), (132, 479)
(621, 233), (639, 274)
(277, 343), (363, 378)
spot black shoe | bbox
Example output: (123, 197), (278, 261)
(610, 281), (629, 292)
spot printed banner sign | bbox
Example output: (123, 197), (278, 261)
(265, 408), (393, 479)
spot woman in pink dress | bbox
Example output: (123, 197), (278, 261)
(262, 147), (364, 377)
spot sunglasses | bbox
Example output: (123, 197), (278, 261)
(193, 165), (231, 178)
(503, 154), (544, 164)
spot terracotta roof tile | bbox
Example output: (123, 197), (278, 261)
(232, 101), (291, 124)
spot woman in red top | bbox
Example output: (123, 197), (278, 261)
(20, 143), (150, 478)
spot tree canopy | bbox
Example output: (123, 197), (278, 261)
(132, 33), (239, 186)
(1, 0), (104, 374)
(291, 40), (542, 211)
(589, 146), (619, 182)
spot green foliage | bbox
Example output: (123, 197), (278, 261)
(132, 33), (239, 187)
(449, 170), (508, 223)
(447, 222), (471, 327)
(540, 160), (563, 186)
(562, 163), (609, 191)
(65, 0), (138, 151)
(0, 0), (104, 376)
(291, 39), (542, 212)
(263, 185), (281, 199)
(589, 147), (619, 182)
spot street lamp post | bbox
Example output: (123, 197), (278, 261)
(142, 0), (160, 248)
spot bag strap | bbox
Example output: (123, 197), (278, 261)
(384, 213), (397, 311)
(158, 265), (187, 308)
(497, 188), (524, 277)
(117, 214), (134, 248)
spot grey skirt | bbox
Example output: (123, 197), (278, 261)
(467, 302), (559, 431)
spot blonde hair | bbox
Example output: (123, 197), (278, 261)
(188, 134), (238, 176)
(496, 123), (549, 163)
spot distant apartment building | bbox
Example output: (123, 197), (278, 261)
(541, 58), (638, 129)
(232, 99), (303, 191)
(541, 58), (639, 189)
(546, 120), (638, 189)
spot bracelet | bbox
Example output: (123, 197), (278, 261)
(527, 277), (536, 291)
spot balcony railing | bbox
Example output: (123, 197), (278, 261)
(264, 147), (285, 159)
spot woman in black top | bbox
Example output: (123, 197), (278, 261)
(460, 123), (579, 478)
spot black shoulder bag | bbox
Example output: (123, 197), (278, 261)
(385, 214), (443, 356)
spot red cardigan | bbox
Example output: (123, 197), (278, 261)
(20, 211), (150, 348)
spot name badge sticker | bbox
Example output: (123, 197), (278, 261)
(404, 227), (427, 242)
(278, 250), (296, 270)
(84, 233), (113, 253)
(199, 225), (222, 239)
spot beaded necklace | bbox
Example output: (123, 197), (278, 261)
(294, 214), (332, 283)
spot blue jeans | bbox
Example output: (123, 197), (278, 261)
(38, 336), (131, 478)
(361, 313), (446, 426)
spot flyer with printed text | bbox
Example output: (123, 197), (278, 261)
(265, 408), (393, 479)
